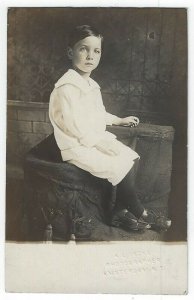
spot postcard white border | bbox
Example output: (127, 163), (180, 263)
(1, 0), (194, 299)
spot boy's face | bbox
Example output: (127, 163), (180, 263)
(68, 36), (102, 76)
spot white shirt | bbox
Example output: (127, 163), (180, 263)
(49, 69), (139, 185)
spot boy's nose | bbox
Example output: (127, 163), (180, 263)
(86, 51), (93, 60)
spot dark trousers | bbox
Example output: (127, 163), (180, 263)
(114, 159), (144, 219)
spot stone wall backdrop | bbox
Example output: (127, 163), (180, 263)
(6, 8), (187, 241)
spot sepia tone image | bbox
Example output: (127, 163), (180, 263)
(6, 7), (187, 244)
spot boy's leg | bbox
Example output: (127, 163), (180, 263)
(113, 159), (171, 231)
(114, 159), (144, 219)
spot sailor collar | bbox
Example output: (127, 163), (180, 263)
(55, 69), (100, 93)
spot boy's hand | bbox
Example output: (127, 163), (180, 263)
(95, 139), (120, 156)
(121, 116), (139, 127)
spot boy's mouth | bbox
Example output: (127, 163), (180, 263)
(85, 63), (93, 66)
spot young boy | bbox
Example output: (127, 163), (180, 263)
(49, 25), (171, 232)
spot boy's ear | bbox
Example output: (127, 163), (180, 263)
(67, 47), (73, 59)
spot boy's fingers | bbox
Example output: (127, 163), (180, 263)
(133, 117), (139, 124)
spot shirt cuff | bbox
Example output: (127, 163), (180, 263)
(106, 112), (121, 125)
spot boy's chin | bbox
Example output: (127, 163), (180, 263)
(82, 66), (97, 72)
(76, 67), (96, 74)
(80, 64), (98, 71)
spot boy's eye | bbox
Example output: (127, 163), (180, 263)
(95, 49), (101, 54)
(79, 47), (86, 52)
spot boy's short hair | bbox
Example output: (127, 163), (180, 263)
(68, 25), (103, 48)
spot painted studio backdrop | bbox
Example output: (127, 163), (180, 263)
(6, 8), (187, 241)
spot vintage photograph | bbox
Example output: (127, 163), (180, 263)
(5, 6), (188, 293)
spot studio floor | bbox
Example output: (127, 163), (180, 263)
(5, 176), (178, 243)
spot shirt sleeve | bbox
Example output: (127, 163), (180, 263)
(58, 85), (103, 148)
(105, 112), (121, 125)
